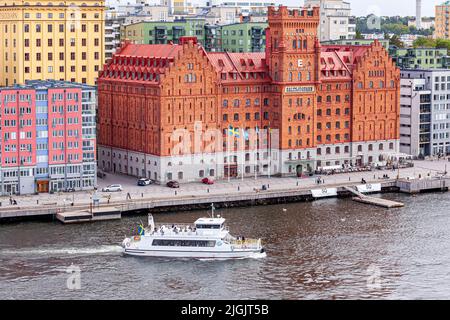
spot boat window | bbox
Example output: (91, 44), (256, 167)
(195, 224), (221, 229)
(152, 240), (216, 247)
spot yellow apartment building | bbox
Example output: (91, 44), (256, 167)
(435, 1), (450, 39)
(0, 0), (105, 86)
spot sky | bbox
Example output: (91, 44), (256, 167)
(281, 0), (444, 17)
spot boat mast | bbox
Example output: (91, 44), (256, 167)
(210, 203), (215, 218)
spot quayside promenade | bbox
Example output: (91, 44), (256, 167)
(0, 160), (448, 222)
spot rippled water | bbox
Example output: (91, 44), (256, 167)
(1, 192), (450, 300)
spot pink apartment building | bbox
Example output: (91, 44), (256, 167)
(0, 80), (96, 195)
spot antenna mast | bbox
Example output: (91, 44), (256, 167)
(210, 203), (215, 218)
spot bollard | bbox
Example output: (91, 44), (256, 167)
(141, 193), (144, 198)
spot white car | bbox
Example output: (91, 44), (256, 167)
(138, 178), (153, 186)
(102, 184), (123, 192)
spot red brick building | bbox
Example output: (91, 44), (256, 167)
(97, 6), (400, 183)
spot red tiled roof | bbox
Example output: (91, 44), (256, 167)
(116, 44), (183, 58)
(207, 52), (269, 82)
(320, 45), (371, 79)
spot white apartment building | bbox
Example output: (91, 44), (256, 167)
(401, 70), (450, 158)
(206, 0), (277, 16)
(304, 0), (355, 41)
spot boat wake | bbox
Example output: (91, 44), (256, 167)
(198, 252), (267, 262)
(0, 245), (123, 257)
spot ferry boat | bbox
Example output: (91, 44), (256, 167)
(121, 204), (266, 259)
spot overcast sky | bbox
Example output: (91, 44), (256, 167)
(285, 0), (443, 17)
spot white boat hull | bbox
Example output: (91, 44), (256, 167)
(123, 247), (266, 259)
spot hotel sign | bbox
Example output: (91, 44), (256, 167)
(0, 12), (18, 20)
(285, 86), (315, 94)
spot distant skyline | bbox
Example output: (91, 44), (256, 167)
(284, 0), (442, 17)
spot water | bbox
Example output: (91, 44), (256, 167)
(1, 192), (450, 300)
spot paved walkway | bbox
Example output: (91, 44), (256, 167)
(0, 160), (448, 211)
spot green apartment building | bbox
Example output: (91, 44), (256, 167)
(121, 21), (268, 52)
(321, 39), (390, 50)
(121, 18), (207, 46)
(221, 22), (267, 53)
(389, 47), (450, 69)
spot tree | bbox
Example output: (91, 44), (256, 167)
(413, 37), (436, 48)
(355, 30), (364, 40)
(389, 35), (404, 48)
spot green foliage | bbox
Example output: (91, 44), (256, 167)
(356, 16), (434, 37)
(413, 38), (450, 54)
(387, 34), (405, 48)
(413, 37), (437, 48)
(355, 30), (364, 40)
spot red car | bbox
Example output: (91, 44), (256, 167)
(201, 177), (214, 185)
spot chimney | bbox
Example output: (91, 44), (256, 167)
(416, 0), (422, 29)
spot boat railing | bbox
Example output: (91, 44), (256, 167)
(153, 223), (196, 230)
(230, 238), (261, 249)
(149, 223), (199, 236)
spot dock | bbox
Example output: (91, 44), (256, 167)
(343, 186), (405, 209)
(56, 207), (122, 224)
(396, 177), (450, 194)
(1, 176), (449, 223)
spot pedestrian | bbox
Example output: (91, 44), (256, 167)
(238, 185), (240, 191)
(322, 178), (325, 184)
(126, 192), (131, 200)
(9, 196), (12, 205)
(107, 195), (111, 204)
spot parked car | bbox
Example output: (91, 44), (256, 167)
(102, 184), (123, 192)
(166, 181), (180, 188)
(64, 187), (76, 193)
(137, 178), (153, 186)
(97, 171), (106, 178)
(201, 177), (214, 185)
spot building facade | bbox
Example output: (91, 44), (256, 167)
(98, 6), (400, 183)
(390, 48), (450, 70)
(121, 20), (267, 52)
(322, 39), (389, 50)
(0, 80), (97, 195)
(400, 70), (450, 157)
(221, 22), (267, 52)
(207, 1), (276, 16)
(435, 1), (450, 39)
(0, 0), (105, 86)
(304, 0), (356, 41)
(121, 18), (207, 45)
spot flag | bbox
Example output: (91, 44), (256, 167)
(242, 128), (249, 141)
(137, 224), (145, 236)
(228, 126), (240, 138)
